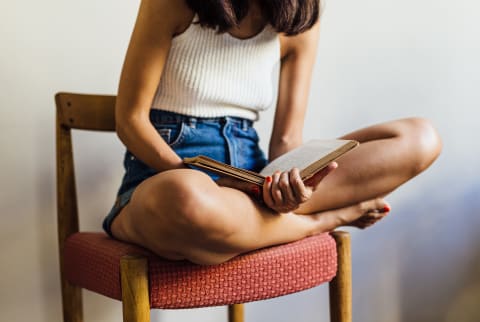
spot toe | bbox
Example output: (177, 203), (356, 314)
(365, 199), (391, 214)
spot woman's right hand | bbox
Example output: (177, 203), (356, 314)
(262, 162), (337, 213)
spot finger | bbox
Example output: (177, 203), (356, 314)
(304, 162), (338, 188)
(278, 171), (296, 206)
(249, 185), (262, 199)
(290, 168), (311, 204)
(263, 176), (275, 209)
(271, 171), (284, 205)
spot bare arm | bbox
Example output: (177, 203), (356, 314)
(115, 0), (192, 171)
(260, 20), (334, 213)
(269, 21), (321, 161)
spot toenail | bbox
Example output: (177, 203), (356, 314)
(381, 205), (391, 213)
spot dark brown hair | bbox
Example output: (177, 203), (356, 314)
(185, 0), (320, 36)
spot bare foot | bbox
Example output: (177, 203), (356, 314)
(347, 201), (391, 229)
(305, 198), (390, 233)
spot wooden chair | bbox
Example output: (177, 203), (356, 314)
(55, 92), (352, 322)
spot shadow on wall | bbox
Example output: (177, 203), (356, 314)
(350, 179), (480, 322)
(398, 184), (480, 322)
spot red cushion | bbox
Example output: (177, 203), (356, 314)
(63, 232), (337, 309)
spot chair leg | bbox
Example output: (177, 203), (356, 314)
(329, 231), (352, 322)
(121, 255), (151, 322)
(228, 304), (244, 322)
(60, 280), (83, 322)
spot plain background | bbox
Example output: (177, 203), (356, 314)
(1, 0), (479, 321)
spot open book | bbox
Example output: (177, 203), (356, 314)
(183, 139), (359, 186)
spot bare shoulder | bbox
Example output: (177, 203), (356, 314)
(136, 0), (194, 36)
(278, 22), (321, 59)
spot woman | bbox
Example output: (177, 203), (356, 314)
(104, 0), (442, 265)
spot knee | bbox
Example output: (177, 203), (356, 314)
(400, 117), (442, 175)
(142, 170), (235, 240)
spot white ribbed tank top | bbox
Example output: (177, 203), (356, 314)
(151, 17), (281, 121)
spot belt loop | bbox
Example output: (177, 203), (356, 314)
(188, 117), (197, 128)
(242, 119), (249, 131)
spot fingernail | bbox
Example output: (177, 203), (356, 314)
(266, 176), (272, 183)
(251, 186), (260, 194)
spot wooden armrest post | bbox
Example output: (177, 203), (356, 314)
(228, 304), (244, 322)
(329, 231), (352, 322)
(121, 255), (151, 322)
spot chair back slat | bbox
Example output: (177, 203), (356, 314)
(55, 92), (116, 131)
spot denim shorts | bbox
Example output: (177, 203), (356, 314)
(102, 109), (268, 237)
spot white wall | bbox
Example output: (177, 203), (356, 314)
(1, 0), (479, 321)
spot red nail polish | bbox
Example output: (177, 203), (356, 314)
(382, 205), (391, 213)
(251, 186), (260, 193)
(266, 176), (272, 183)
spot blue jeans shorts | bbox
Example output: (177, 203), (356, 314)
(102, 109), (268, 237)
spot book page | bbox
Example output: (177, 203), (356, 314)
(259, 140), (356, 176)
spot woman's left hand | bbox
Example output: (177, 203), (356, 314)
(216, 161), (337, 213)
(262, 162), (337, 213)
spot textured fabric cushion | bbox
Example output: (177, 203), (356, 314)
(63, 232), (337, 309)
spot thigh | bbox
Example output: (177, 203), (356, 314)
(296, 118), (440, 214)
(111, 168), (320, 264)
(110, 169), (231, 258)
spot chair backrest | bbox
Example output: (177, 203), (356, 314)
(55, 92), (116, 256)
(56, 92), (116, 131)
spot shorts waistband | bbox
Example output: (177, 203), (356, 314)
(149, 109), (254, 128)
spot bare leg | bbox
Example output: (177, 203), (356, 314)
(111, 118), (441, 264)
(296, 117), (442, 214)
(111, 169), (389, 265)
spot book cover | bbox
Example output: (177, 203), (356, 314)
(183, 139), (359, 186)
